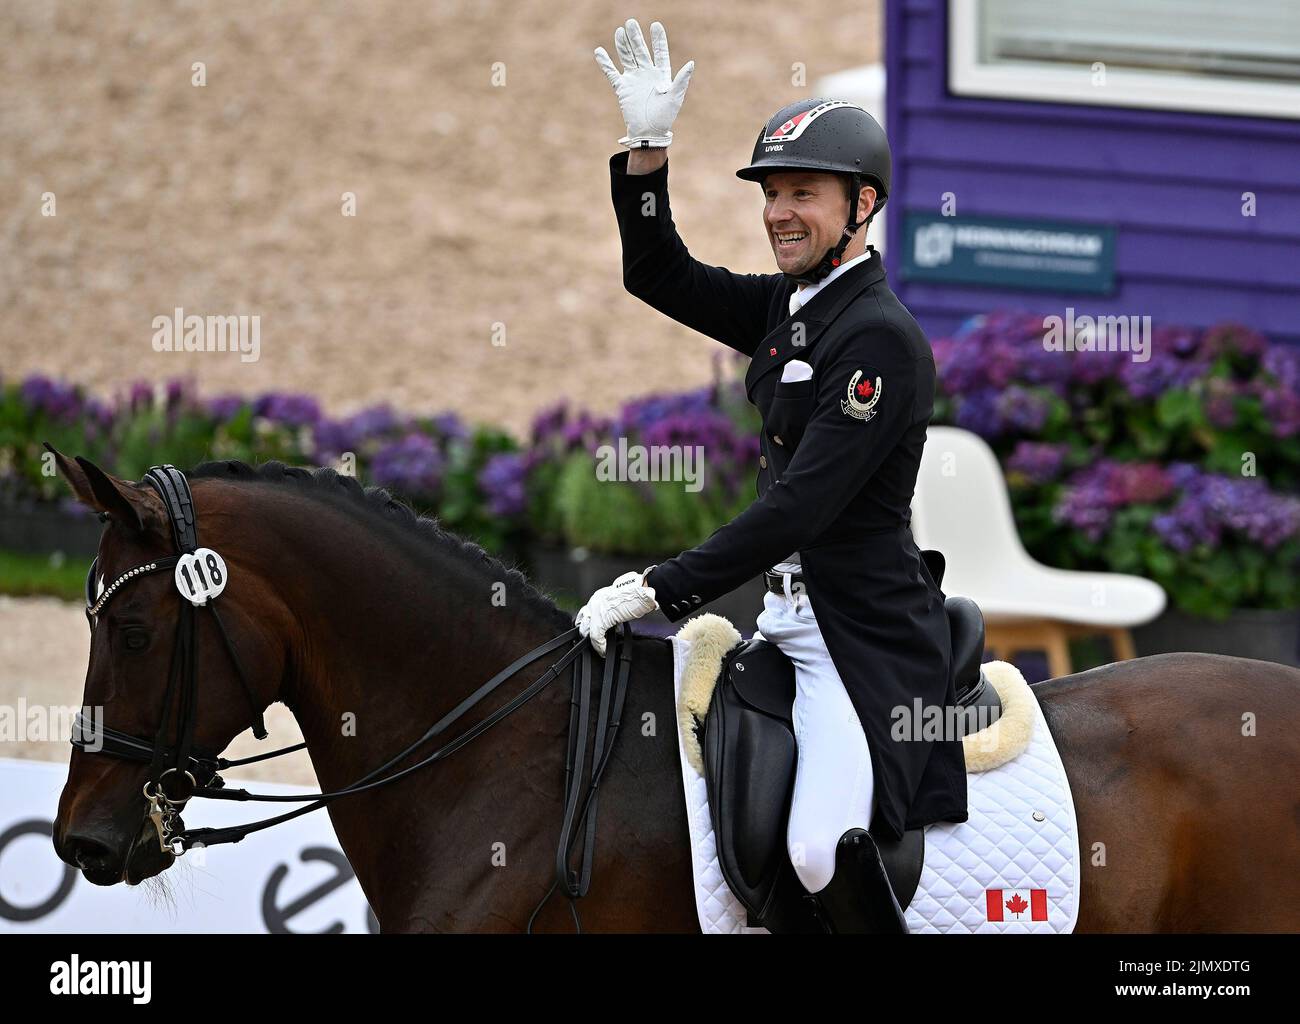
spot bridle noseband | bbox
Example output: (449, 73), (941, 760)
(74, 464), (633, 930)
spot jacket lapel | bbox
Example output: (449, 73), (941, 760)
(745, 250), (887, 397)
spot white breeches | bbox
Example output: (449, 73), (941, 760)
(753, 584), (875, 894)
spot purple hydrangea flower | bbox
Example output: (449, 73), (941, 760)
(1053, 460), (1173, 541)
(632, 409), (757, 498)
(82, 397), (116, 438)
(1165, 461), (1202, 490)
(20, 376), (84, 422)
(617, 387), (715, 435)
(1118, 350), (1206, 399)
(1262, 345), (1300, 389)
(1153, 324), (1200, 358)
(531, 402), (569, 445)
(165, 379), (196, 411)
(127, 381), (154, 412)
(1260, 387), (1300, 438)
(1066, 343), (1129, 387)
(430, 412), (468, 440)
(254, 392), (322, 428)
(953, 389), (1005, 439)
(478, 452), (529, 518)
(1006, 441), (1068, 485)
(996, 385), (1051, 434)
(1153, 466), (1300, 552)
(1201, 323), (1268, 362)
(1203, 378), (1240, 429)
(314, 404), (406, 457)
(560, 412), (614, 453)
(371, 433), (444, 498)
(1256, 346), (1300, 437)
(207, 394), (248, 423)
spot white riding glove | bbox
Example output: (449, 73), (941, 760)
(594, 19), (694, 149)
(575, 568), (659, 656)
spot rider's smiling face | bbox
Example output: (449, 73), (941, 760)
(763, 171), (875, 278)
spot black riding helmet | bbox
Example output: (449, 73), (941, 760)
(737, 98), (892, 285)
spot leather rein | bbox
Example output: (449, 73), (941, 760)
(74, 464), (634, 929)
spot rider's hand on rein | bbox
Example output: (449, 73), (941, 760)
(576, 569), (659, 656)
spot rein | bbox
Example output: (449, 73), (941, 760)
(74, 463), (636, 930)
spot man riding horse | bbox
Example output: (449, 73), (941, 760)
(579, 19), (969, 932)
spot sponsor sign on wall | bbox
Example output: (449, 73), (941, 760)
(901, 212), (1116, 294)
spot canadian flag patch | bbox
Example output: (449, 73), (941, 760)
(986, 888), (1049, 921)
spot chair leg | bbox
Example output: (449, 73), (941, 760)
(987, 623), (1072, 678)
(1109, 628), (1136, 662)
(985, 625), (1034, 664)
(1044, 626), (1073, 679)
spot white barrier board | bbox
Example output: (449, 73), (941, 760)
(0, 759), (374, 933)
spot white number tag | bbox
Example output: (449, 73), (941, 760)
(174, 548), (229, 606)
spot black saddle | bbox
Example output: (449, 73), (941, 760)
(700, 550), (999, 931)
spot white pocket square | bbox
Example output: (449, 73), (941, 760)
(781, 359), (813, 383)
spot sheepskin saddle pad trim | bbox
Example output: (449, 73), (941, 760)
(673, 614), (1033, 774)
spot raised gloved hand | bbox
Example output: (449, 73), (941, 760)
(575, 568), (658, 656)
(594, 19), (694, 148)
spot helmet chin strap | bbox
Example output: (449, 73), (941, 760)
(789, 171), (866, 287)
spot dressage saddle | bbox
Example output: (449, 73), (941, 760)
(700, 549), (999, 933)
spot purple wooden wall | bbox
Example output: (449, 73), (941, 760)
(884, 0), (1300, 343)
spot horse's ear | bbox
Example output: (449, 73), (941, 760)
(42, 443), (161, 535)
(42, 443), (98, 508)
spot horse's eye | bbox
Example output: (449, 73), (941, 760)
(122, 627), (151, 652)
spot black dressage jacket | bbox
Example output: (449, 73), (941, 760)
(610, 151), (968, 840)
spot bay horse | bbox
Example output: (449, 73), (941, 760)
(48, 452), (1300, 932)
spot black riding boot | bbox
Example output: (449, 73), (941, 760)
(807, 828), (909, 934)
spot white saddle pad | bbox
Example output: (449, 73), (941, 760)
(669, 634), (1081, 934)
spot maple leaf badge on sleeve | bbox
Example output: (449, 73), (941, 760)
(841, 367), (883, 422)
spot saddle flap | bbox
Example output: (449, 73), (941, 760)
(725, 638), (796, 723)
(703, 638), (799, 923)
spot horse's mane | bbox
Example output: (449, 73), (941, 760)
(186, 458), (573, 631)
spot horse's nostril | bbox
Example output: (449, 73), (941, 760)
(67, 833), (114, 871)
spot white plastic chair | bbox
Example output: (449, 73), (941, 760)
(911, 426), (1166, 675)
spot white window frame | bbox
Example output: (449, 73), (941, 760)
(948, 1), (1300, 121)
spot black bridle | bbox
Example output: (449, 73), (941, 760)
(80, 466), (274, 829)
(74, 463), (634, 929)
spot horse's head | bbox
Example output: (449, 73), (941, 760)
(48, 447), (287, 886)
